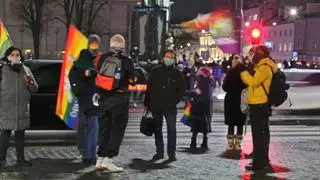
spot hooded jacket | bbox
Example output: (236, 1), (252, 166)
(0, 62), (38, 130)
(240, 57), (277, 105)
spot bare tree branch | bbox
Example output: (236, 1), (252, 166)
(10, 0), (51, 58)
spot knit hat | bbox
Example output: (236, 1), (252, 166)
(88, 34), (102, 50)
(197, 66), (212, 77)
(254, 45), (270, 56)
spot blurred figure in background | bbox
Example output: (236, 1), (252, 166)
(212, 61), (224, 90)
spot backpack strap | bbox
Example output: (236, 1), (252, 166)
(261, 63), (274, 97)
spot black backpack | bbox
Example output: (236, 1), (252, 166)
(262, 64), (290, 107)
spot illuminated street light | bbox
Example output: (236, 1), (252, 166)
(272, 22), (277, 26)
(201, 29), (206, 33)
(245, 21), (250, 27)
(187, 43), (191, 47)
(290, 8), (298, 16)
(180, 45), (183, 48)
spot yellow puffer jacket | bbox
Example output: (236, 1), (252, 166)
(240, 58), (278, 105)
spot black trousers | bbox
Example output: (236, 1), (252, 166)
(152, 108), (177, 156)
(227, 125), (244, 136)
(0, 130), (26, 163)
(249, 104), (270, 168)
(97, 93), (130, 158)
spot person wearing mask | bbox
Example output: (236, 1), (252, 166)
(0, 47), (38, 168)
(144, 50), (185, 162)
(70, 34), (102, 165)
(95, 42), (136, 172)
(240, 45), (276, 171)
(189, 67), (213, 150)
(222, 55), (247, 151)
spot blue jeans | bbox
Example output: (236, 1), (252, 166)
(77, 112), (99, 161)
(84, 116), (99, 161)
(152, 108), (177, 157)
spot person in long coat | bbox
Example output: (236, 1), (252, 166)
(189, 67), (213, 150)
(0, 47), (38, 168)
(222, 55), (247, 151)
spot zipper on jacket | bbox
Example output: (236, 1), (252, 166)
(16, 72), (19, 130)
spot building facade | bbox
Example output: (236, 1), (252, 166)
(243, 1), (320, 61)
(0, 0), (138, 58)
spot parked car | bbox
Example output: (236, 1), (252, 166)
(24, 59), (150, 130)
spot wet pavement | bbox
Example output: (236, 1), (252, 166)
(1, 116), (320, 179)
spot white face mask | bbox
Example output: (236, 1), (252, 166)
(8, 56), (21, 64)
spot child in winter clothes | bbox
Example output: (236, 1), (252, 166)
(189, 67), (213, 149)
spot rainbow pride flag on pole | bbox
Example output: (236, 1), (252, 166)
(56, 25), (88, 129)
(0, 19), (13, 58)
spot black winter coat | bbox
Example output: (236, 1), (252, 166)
(190, 76), (212, 133)
(222, 65), (247, 126)
(144, 65), (185, 111)
(70, 50), (98, 116)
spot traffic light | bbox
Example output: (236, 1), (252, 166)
(251, 28), (261, 45)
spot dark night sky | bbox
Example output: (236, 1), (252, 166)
(170, 0), (232, 24)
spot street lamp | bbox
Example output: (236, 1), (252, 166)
(272, 22), (277, 26)
(245, 21), (250, 27)
(187, 43), (191, 47)
(290, 8), (298, 16)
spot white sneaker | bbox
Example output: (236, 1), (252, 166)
(95, 157), (104, 170)
(101, 157), (124, 172)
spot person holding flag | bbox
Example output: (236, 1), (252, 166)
(69, 34), (102, 165)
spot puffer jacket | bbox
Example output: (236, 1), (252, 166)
(0, 63), (38, 130)
(240, 58), (277, 105)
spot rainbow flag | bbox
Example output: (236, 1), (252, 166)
(0, 19), (13, 58)
(181, 102), (192, 127)
(56, 25), (88, 129)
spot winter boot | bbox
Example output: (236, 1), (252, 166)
(226, 135), (235, 151)
(234, 135), (243, 151)
(190, 133), (197, 149)
(201, 134), (208, 149)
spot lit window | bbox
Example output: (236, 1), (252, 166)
(253, 14), (258, 21)
(284, 43), (287, 52)
(289, 42), (293, 51)
(279, 43), (282, 52)
(284, 30), (287, 37)
(249, 15), (252, 21)
(314, 41), (317, 49)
